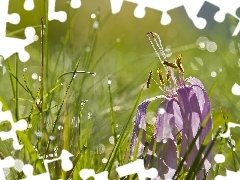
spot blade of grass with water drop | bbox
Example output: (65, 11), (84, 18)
(173, 111), (212, 179)
(186, 127), (221, 180)
(103, 87), (144, 174)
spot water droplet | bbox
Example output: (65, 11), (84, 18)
(214, 154), (225, 163)
(85, 46), (91, 52)
(162, 138), (167, 143)
(87, 112), (92, 119)
(92, 72), (96, 76)
(23, 68), (27, 72)
(49, 135), (56, 141)
(206, 41), (217, 52)
(93, 21), (99, 29)
(108, 80), (112, 84)
(211, 71), (217, 77)
(196, 36), (209, 50)
(115, 124), (118, 128)
(233, 147), (236, 151)
(232, 83), (240, 96)
(58, 125), (63, 130)
(102, 158), (108, 164)
(116, 38), (121, 42)
(28, 124), (32, 128)
(91, 13), (96, 19)
(33, 35), (39, 41)
(39, 76), (41, 81)
(109, 136), (114, 144)
(36, 98), (41, 105)
(70, 0), (81, 8)
(24, 0), (34, 11)
(159, 108), (165, 115)
(219, 67), (222, 72)
(34, 131), (43, 137)
(31, 73), (38, 80)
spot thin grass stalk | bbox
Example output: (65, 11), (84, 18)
(15, 54), (19, 120)
(103, 87), (144, 174)
(60, 86), (70, 179)
(44, 55), (81, 158)
(108, 80), (117, 146)
(186, 127), (221, 180)
(173, 111), (212, 179)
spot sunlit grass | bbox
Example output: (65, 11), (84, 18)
(0, 2), (240, 179)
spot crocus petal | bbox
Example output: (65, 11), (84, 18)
(146, 99), (182, 179)
(177, 81), (212, 179)
(130, 96), (165, 159)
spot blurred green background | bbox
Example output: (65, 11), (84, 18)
(1, 0), (240, 176)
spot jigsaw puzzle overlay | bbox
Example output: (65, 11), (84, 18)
(110, 0), (240, 35)
(0, 0), (81, 62)
(1, 0), (240, 179)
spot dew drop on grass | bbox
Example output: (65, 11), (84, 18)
(28, 124), (32, 128)
(116, 38), (121, 42)
(23, 68), (27, 72)
(211, 71), (217, 77)
(31, 73), (38, 80)
(85, 46), (90, 52)
(24, 0), (34, 11)
(109, 136), (114, 144)
(58, 125), (63, 130)
(87, 112), (92, 119)
(108, 80), (112, 84)
(206, 41), (217, 52)
(49, 135), (56, 141)
(232, 83), (240, 96)
(91, 13), (96, 19)
(93, 21), (99, 29)
(214, 154), (225, 163)
(36, 98), (41, 105)
(35, 131), (43, 137)
(33, 35), (39, 41)
(70, 0), (81, 8)
(196, 36), (208, 50)
(102, 158), (108, 164)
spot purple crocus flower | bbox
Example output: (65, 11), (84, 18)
(130, 32), (212, 180)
